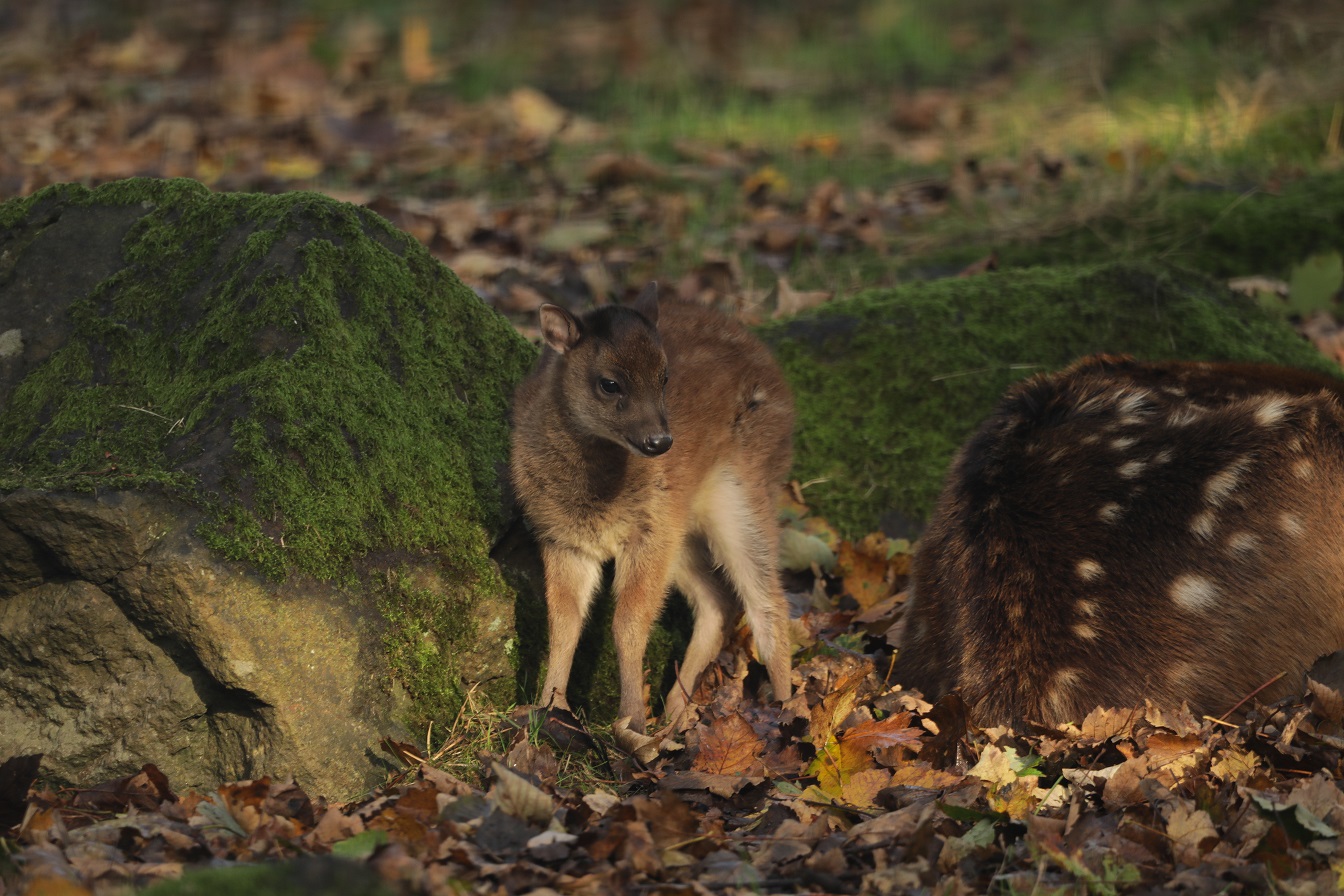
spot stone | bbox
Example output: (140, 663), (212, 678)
(0, 179), (537, 795)
(759, 260), (1338, 539)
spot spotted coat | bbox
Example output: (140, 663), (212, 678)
(896, 354), (1344, 725)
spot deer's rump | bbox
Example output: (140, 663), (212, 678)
(896, 354), (1344, 725)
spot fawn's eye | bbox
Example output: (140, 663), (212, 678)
(599, 378), (622, 395)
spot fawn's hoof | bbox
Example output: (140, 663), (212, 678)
(509, 705), (599, 753)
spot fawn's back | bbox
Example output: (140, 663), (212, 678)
(897, 354), (1344, 725)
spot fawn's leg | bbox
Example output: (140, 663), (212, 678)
(704, 473), (793, 703)
(538, 543), (604, 712)
(664, 536), (738, 728)
(611, 531), (681, 733)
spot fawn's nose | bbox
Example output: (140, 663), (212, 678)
(642, 433), (673, 456)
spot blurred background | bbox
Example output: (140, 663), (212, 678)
(2, 0), (1341, 325)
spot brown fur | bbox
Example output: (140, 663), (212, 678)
(510, 284), (794, 731)
(896, 354), (1344, 726)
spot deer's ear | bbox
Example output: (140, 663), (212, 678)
(539, 304), (582, 354)
(633, 281), (659, 327)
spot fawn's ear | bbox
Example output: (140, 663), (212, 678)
(633, 281), (659, 327)
(539, 304), (582, 354)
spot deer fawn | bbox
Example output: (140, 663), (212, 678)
(510, 284), (794, 738)
(897, 354), (1344, 726)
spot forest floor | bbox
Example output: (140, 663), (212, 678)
(4, 1), (1344, 893)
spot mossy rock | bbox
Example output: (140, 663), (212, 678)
(759, 260), (1337, 539)
(928, 170), (1344, 281)
(0, 178), (537, 791)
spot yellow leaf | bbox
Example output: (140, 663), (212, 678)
(1210, 746), (1259, 782)
(508, 86), (569, 141)
(743, 165), (788, 199)
(400, 16), (439, 84)
(811, 734), (876, 798)
(263, 153), (323, 181)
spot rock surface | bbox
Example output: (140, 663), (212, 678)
(759, 261), (1339, 538)
(0, 179), (536, 795)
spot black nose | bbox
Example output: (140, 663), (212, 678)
(643, 433), (673, 456)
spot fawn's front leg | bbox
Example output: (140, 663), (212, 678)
(539, 542), (603, 712)
(610, 531), (681, 733)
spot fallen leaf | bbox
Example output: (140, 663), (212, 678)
(400, 16), (441, 84)
(1167, 803), (1218, 866)
(842, 712), (923, 755)
(536, 219), (614, 253)
(693, 713), (766, 776)
(508, 86), (569, 141)
(772, 276), (832, 318)
(489, 762), (553, 827)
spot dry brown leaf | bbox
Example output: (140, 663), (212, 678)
(842, 712), (923, 755)
(888, 763), (966, 790)
(489, 761), (553, 827)
(1167, 802), (1219, 866)
(693, 713), (766, 776)
(585, 152), (667, 189)
(833, 538), (894, 609)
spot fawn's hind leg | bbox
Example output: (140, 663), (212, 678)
(539, 543), (604, 712)
(663, 536), (738, 728)
(704, 471), (793, 703)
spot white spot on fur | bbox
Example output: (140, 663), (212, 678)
(1170, 574), (1220, 612)
(1076, 559), (1104, 581)
(1203, 456), (1251, 506)
(1098, 503), (1123, 524)
(1046, 669), (1083, 718)
(1049, 447), (1070, 463)
(1189, 510), (1217, 540)
(1168, 405), (1208, 427)
(1073, 622), (1099, 640)
(1118, 460), (1146, 478)
(1076, 599), (1099, 617)
(1279, 513), (1304, 538)
(1154, 448), (1173, 465)
(1255, 397), (1292, 426)
(1110, 436), (1137, 451)
(1226, 531), (1260, 557)
(1115, 390), (1153, 419)
(1293, 459), (1315, 480)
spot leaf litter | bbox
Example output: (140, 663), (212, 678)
(6, 7), (1344, 893)
(11, 490), (1344, 893)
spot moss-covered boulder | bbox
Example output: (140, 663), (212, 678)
(0, 178), (536, 795)
(759, 261), (1337, 538)
(927, 170), (1344, 282)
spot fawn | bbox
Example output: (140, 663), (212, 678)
(509, 284), (795, 738)
(896, 354), (1344, 726)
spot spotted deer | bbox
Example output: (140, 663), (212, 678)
(509, 284), (794, 738)
(896, 354), (1344, 726)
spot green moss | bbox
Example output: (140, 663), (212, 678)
(377, 564), (516, 730)
(0, 177), (535, 580)
(0, 177), (538, 724)
(758, 260), (1337, 539)
(140, 857), (394, 896)
(992, 171), (1344, 279)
